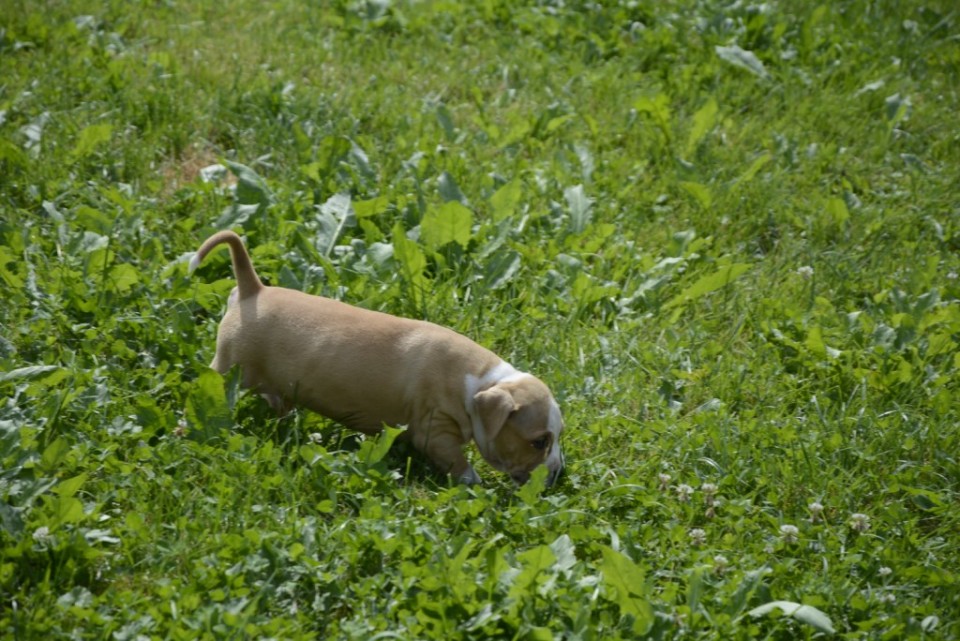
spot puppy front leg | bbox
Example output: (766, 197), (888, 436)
(411, 424), (480, 485)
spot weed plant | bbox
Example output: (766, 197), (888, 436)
(1, 1), (958, 638)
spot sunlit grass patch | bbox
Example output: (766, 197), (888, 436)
(1, 0), (958, 638)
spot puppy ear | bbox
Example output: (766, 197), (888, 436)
(473, 386), (517, 442)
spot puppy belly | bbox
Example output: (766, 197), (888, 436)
(250, 363), (412, 434)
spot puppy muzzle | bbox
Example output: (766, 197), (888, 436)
(512, 447), (565, 487)
(546, 447), (565, 486)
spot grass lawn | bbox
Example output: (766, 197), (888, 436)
(2, 0), (959, 638)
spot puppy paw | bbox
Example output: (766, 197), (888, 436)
(457, 466), (482, 485)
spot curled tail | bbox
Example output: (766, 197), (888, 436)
(189, 230), (264, 300)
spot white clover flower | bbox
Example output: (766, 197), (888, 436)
(712, 554), (729, 574)
(32, 526), (50, 542)
(850, 512), (871, 532)
(797, 265), (814, 280)
(878, 566), (892, 577)
(689, 528), (707, 546)
(309, 432), (324, 444)
(658, 473), (672, 491)
(173, 417), (187, 438)
(780, 524), (799, 544)
(808, 501), (824, 522)
(677, 484), (694, 502)
(702, 483), (718, 516)
(879, 592), (896, 604)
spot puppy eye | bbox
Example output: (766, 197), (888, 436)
(531, 435), (550, 451)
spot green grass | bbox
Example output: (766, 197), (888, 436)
(2, 0), (959, 638)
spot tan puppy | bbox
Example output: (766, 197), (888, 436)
(189, 230), (564, 485)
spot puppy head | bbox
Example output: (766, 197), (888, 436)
(472, 376), (564, 486)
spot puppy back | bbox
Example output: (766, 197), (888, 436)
(189, 230), (264, 300)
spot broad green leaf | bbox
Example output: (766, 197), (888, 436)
(490, 179), (522, 223)
(71, 123), (112, 159)
(421, 201), (473, 251)
(76, 231), (109, 253)
(485, 250), (522, 290)
(510, 543), (555, 598)
(41, 437), (70, 471)
(185, 368), (233, 440)
(679, 181), (712, 209)
(438, 171), (468, 204)
(0, 247), (24, 288)
(0, 365), (63, 384)
(805, 325), (826, 359)
(125, 512), (146, 536)
(84, 529), (121, 544)
(75, 204), (113, 234)
(565, 184), (593, 234)
(0, 504), (24, 537)
(901, 486), (944, 510)
(575, 142), (594, 182)
(687, 565), (707, 616)
(358, 425), (404, 465)
(52, 496), (85, 526)
(549, 534), (576, 573)
(747, 601), (836, 634)
(825, 196), (849, 225)
(599, 545), (654, 633)
(303, 135), (352, 183)
(516, 464), (549, 505)
(526, 627), (554, 641)
(436, 104), (455, 140)
(225, 160), (274, 207)
(664, 263), (751, 309)
(686, 98), (718, 154)
(736, 153), (772, 185)
(571, 272), (619, 305)
(392, 222), (428, 306)
(599, 546), (648, 597)
(633, 93), (672, 140)
(349, 139), (376, 180)
(715, 45), (769, 79)
(884, 93), (911, 125)
(545, 113), (575, 134)
(463, 604), (498, 632)
(108, 263), (140, 294)
(215, 203), (260, 229)
(56, 473), (88, 499)
(316, 192), (355, 258)
(354, 196), (391, 218)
